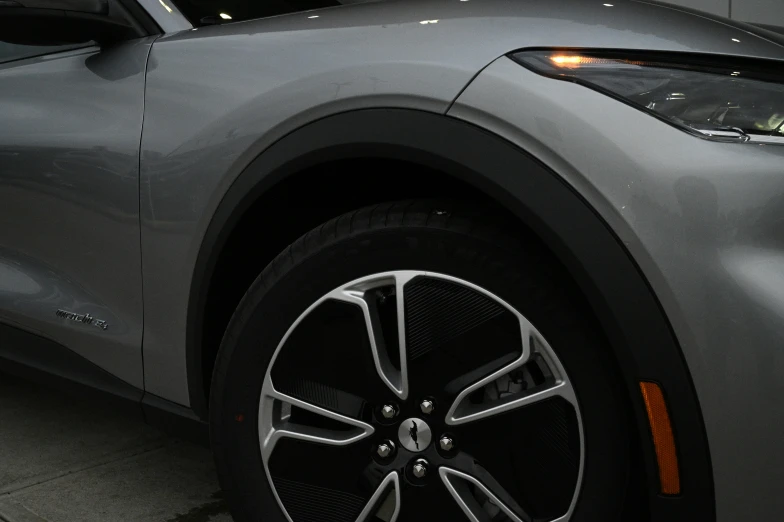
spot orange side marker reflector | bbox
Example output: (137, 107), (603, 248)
(639, 381), (681, 495)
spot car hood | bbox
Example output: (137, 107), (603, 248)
(178, 0), (784, 62)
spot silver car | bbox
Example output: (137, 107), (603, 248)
(1, 0), (783, 520)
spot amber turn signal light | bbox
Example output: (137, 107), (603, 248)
(640, 381), (681, 495)
(547, 54), (647, 68)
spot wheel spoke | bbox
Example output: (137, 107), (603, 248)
(268, 295), (396, 422)
(266, 436), (391, 522)
(440, 467), (531, 522)
(446, 329), (577, 426)
(394, 272), (414, 401)
(396, 472), (475, 522)
(355, 471), (400, 522)
(402, 275), (526, 401)
(452, 398), (582, 521)
(259, 380), (374, 463)
(329, 272), (416, 400)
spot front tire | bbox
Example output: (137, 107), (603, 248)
(211, 200), (632, 522)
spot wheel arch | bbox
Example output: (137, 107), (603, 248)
(186, 109), (713, 521)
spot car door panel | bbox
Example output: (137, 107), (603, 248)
(0, 38), (154, 388)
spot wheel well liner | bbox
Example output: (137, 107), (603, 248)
(186, 109), (714, 521)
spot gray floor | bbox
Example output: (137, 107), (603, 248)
(0, 374), (232, 522)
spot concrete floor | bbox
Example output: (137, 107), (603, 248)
(0, 374), (232, 522)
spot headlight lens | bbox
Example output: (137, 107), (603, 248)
(512, 50), (784, 144)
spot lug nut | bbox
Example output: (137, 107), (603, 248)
(377, 441), (394, 458)
(439, 436), (454, 452)
(412, 458), (429, 478)
(419, 400), (434, 415)
(381, 404), (397, 419)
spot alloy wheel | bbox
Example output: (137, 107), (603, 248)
(258, 271), (584, 522)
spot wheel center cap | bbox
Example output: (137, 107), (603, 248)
(398, 417), (432, 452)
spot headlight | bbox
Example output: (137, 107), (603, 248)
(512, 50), (784, 144)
